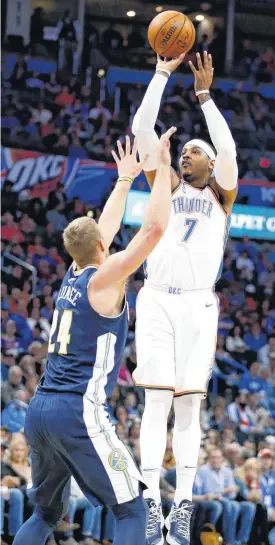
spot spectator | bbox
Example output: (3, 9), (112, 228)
(259, 449), (275, 521)
(1, 320), (25, 358)
(1, 366), (26, 406)
(1, 213), (24, 243)
(31, 103), (52, 125)
(55, 85), (74, 106)
(199, 449), (256, 545)
(235, 457), (269, 545)
(1, 391), (29, 432)
(244, 323), (267, 352)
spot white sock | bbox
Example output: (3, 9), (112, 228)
(140, 389), (173, 504)
(173, 395), (202, 503)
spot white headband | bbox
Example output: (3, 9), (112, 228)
(184, 139), (216, 160)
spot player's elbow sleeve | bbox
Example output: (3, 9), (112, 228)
(215, 152), (238, 191)
(133, 129), (160, 172)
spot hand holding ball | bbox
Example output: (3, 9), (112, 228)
(148, 11), (195, 59)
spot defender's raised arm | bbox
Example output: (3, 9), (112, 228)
(90, 126), (177, 291)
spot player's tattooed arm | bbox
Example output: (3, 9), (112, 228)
(97, 136), (148, 249)
(190, 52), (238, 213)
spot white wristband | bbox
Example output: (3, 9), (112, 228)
(156, 68), (171, 78)
(196, 89), (210, 97)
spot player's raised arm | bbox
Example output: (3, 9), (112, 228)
(90, 127), (176, 291)
(189, 52), (238, 211)
(132, 55), (184, 191)
(98, 136), (148, 249)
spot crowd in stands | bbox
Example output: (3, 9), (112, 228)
(2, 60), (275, 182)
(1, 170), (275, 544)
(1, 8), (275, 545)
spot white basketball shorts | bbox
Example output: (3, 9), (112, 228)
(133, 285), (219, 397)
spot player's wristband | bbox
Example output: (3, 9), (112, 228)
(195, 89), (210, 97)
(156, 69), (171, 79)
(117, 176), (134, 184)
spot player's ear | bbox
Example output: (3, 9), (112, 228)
(208, 159), (215, 177)
(99, 239), (105, 253)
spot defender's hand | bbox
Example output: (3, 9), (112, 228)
(112, 136), (149, 179)
(157, 126), (177, 166)
(156, 53), (185, 75)
(189, 51), (214, 94)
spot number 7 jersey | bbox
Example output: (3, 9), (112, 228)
(39, 265), (128, 400)
(145, 182), (231, 290)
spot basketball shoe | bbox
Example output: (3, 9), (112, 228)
(166, 499), (194, 545)
(145, 498), (164, 545)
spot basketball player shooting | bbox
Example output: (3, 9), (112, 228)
(132, 52), (238, 545)
(13, 128), (177, 545)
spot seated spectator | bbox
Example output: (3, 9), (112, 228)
(88, 101), (112, 121)
(235, 457), (269, 545)
(1, 391), (29, 432)
(227, 393), (257, 441)
(244, 323), (267, 352)
(192, 472), (223, 539)
(1, 213), (24, 243)
(225, 325), (248, 356)
(31, 103), (53, 125)
(1, 366), (26, 406)
(259, 449), (275, 524)
(259, 335), (275, 367)
(55, 85), (74, 106)
(199, 449), (256, 545)
(239, 361), (267, 398)
(223, 442), (245, 470)
(1, 320), (25, 358)
(1, 468), (24, 543)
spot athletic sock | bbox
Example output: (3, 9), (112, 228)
(173, 394), (202, 503)
(140, 389), (173, 503)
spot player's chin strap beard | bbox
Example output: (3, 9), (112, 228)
(180, 172), (210, 189)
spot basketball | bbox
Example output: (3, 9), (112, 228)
(148, 10), (196, 58)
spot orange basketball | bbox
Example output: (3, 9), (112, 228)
(148, 10), (196, 58)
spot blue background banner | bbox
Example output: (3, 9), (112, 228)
(123, 192), (275, 241)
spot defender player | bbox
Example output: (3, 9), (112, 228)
(132, 52), (238, 545)
(13, 128), (177, 545)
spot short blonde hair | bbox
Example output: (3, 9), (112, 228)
(7, 439), (29, 466)
(63, 217), (101, 268)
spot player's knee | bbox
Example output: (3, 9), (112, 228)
(174, 394), (201, 431)
(145, 389), (173, 418)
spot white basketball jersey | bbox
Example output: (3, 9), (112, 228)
(145, 182), (230, 290)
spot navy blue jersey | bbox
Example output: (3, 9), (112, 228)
(39, 265), (128, 401)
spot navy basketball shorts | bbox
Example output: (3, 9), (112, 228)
(25, 391), (145, 510)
